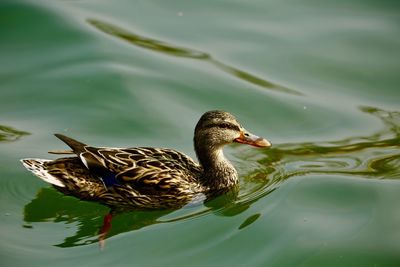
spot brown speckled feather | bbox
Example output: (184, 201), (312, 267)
(22, 136), (205, 209)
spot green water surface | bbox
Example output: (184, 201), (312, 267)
(1, 0), (400, 266)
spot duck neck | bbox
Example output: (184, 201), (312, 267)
(195, 143), (238, 189)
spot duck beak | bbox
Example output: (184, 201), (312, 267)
(234, 129), (271, 148)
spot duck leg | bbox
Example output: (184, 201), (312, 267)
(99, 212), (113, 249)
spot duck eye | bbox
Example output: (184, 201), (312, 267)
(244, 133), (249, 137)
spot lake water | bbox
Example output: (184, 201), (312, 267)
(1, 0), (400, 266)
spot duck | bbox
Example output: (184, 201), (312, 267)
(21, 110), (271, 210)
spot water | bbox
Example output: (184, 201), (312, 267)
(1, 0), (400, 266)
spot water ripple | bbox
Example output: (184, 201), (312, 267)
(87, 18), (302, 96)
(0, 124), (30, 142)
(246, 106), (400, 187)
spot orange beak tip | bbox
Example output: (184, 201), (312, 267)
(234, 133), (271, 148)
(255, 138), (271, 148)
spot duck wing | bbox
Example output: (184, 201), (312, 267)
(55, 134), (202, 192)
(81, 147), (202, 191)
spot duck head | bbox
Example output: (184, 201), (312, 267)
(194, 110), (271, 150)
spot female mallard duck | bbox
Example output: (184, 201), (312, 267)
(21, 110), (271, 210)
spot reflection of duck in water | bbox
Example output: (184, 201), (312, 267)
(21, 111), (271, 210)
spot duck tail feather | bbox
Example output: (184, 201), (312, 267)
(54, 134), (87, 154)
(20, 158), (65, 187)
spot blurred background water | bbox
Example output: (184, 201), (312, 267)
(1, 0), (400, 266)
